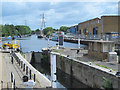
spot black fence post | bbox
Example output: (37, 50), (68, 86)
(11, 72), (13, 83)
(1, 81), (3, 89)
(11, 56), (13, 64)
(13, 79), (15, 90)
(21, 61), (23, 69)
(30, 70), (31, 79)
(19, 59), (20, 66)
(34, 74), (36, 82)
(26, 66), (28, 75)
(23, 64), (25, 71)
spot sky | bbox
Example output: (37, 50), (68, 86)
(1, 0), (119, 30)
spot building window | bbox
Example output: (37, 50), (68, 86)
(79, 30), (81, 34)
(98, 20), (99, 23)
(102, 43), (109, 52)
(83, 29), (88, 35)
(93, 42), (97, 51)
(93, 27), (98, 35)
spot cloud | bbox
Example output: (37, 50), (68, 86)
(2, 2), (118, 30)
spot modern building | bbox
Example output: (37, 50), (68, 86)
(78, 16), (119, 39)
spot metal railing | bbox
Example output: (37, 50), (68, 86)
(67, 34), (119, 41)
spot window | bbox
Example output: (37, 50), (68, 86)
(79, 30), (81, 34)
(102, 43), (109, 52)
(98, 20), (99, 23)
(83, 29), (88, 34)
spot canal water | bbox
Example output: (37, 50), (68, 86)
(1, 35), (86, 52)
(1, 35), (89, 88)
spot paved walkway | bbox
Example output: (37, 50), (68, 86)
(2, 53), (25, 88)
(1, 52), (44, 89)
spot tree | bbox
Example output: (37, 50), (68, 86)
(59, 26), (69, 32)
(2, 24), (32, 37)
(43, 27), (54, 36)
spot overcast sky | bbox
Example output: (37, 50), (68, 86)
(1, 1), (118, 30)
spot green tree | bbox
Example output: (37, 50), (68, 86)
(59, 26), (69, 32)
(2, 24), (32, 37)
(43, 27), (54, 36)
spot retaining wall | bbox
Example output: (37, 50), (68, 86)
(55, 53), (120, 89)
(24, 52), (42, 63)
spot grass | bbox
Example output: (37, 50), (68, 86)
(53, 49), (64, 53)
(20, 52), (23, 56)
(53, 50), (59, 53)
(96, 64), (111, 69)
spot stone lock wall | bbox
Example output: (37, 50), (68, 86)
(56, 54), (120, 89)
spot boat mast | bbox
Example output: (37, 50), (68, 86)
(40, 13), (46, 35)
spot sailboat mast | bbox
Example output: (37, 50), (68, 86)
(40, 13), (45, 35)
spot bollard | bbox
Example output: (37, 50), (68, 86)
(23, 64), (25, 71)
(30, 70), (31, 79)
(26, 66), (28, 75)
(34, 74), (36, 82)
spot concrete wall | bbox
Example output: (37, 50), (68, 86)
(56, 53), (120, 89)
(24, 52), (32, 63)
(24, 52), (42, 63)
(33, 52), (43, 63)
(88, 42), (108, 61)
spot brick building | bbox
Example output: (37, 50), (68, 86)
(78, 16), (119, 37)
